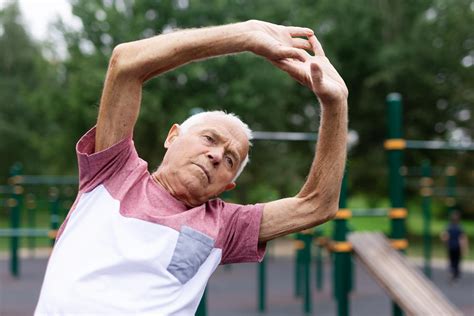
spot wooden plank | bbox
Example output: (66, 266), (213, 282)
(367, 233), (450, 315)
(349, 232), (462, 316)
(360, 232), (461, 315)
(355, 233), (430, 314)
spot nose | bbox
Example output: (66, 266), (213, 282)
(207, 148), (223, 166)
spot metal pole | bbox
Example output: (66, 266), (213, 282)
(9, 164), (23, 278)
(421, 160), (432, 278)
(196, 289), (207, 316)
(258, 257), (266, 312)
(26, 194), (37, 256)
(385, 93), (406, 316)
(302, 231), (313, 314)
(49, 187), (60, 246)
(315, 227), (324, 291)
(295, 233), (304, 298)
(333, 171), (351, 316)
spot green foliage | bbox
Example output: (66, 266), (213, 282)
(0, 0), (472, 214)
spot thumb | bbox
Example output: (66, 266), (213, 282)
(310, 62), (323, 85)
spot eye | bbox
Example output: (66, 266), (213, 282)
(203, 135), (214, 143)
(225, 156), (234, 167)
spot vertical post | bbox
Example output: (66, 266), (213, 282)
(26, 194), (37, 256)
(258, 257), (266, 312)
(9, 164), (23, 278)
(385, 93), (406, 316)
(49, 187), (60, 246)
(333, 171), (351, 316)
(420, 160), (432, 278)
(445, 166), (457, 216)
(302, 230), (313, 314)
(196, 289), (207, 316)
(314, 227), (324, 291)
(295, 233), (304, 298)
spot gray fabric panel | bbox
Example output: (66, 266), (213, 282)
(167, 226), (215, 284)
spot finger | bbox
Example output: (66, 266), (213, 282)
(286, 26), (314, 37)
(276, 47), (309, 62)
(271, 59), (306, 85)
(308, 34), (325, 57)
(291, 38), (312, 51)
(310, 62), (323, 86)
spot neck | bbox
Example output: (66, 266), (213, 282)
(152, 170), (201, 208)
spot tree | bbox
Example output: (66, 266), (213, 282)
(0, 2), (63, 177)
(1, 0), (472, 214)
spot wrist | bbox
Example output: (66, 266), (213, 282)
(237, 20), (259, 51)
(320, 97), (348, 111)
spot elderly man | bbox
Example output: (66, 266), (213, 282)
(35, 20), (347, 315)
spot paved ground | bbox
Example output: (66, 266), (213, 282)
(1, 249), (473, 315)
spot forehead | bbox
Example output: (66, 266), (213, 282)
(188, 117), (249, 155)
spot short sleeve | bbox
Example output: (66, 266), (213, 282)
(76, 126), (136, 192)
(218, 202), (266, 265)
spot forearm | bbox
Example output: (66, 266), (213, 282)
(259, 102), (347, 242)
(114, 22), (253, 82)
(96, 22), (254, 151)
(297, 101), (348, 217)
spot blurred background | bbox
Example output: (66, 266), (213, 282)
(0, 0), (474, 238)
(0, 0), (473, 257)
(0, 1), (473, 315)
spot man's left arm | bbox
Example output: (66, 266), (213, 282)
(259, 35), (348, 242)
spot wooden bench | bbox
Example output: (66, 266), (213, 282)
(348, 232), (462, 316)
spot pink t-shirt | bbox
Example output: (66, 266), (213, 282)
(35, 127), (265, 315)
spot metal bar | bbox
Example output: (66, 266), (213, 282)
(196, 289), (207, 316)
(421, 161), (432, 279)
(386, 93), (405, 316)
(406, 140), (474, 151)
(302, 234), (312, 314)
(0, 186), (13, 194)
(0, 228), (51, 237)
(258, 257), (266, 312)
(11, 175), (78, 185)
(334, 172), (350, 316)
(352, 208), (389, 217)
(401, 167), (447, 177)
(252, 131), (317, 141)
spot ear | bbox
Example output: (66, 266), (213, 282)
(224, 182), (236, 192)
(164, 124), (180, 149)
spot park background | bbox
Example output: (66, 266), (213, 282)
(1, 0), (472, 255)
(0, 1), (473, 314)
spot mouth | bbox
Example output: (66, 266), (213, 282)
(193, 163), (210, 183)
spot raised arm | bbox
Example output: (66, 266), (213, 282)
(95, 20), (314, 152)
(259, 35), (348, 242)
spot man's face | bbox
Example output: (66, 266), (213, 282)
(157, 117), (249, 207)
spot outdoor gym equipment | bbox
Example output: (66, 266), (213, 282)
(328, 93), (471, 316)
(1, 166), (77, 278)
(349, 232), (462, 315)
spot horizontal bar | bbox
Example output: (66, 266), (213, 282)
(252, 131), (317, 141)
(401, 167), (447, 177)
(10, 175), (78, 185)
(351, 208), (389, 217)
(406, 140), (474, 151)
(0, 228), (51, 237)
(0, 186), (12, 194)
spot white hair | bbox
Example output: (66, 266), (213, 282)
(179, 111), (252, 182)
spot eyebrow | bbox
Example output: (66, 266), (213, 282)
(201, 128), (241, 165)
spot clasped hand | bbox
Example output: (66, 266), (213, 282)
(246, 20), (348, 107)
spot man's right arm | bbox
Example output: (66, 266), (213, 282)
(95, 20), (314, 152)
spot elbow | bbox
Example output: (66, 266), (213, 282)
(324, 202), (340, 222)
(108, 43), (137, 77)
(298, 193), (340, 226)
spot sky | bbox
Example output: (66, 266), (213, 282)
(0, 0), (81, 40)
